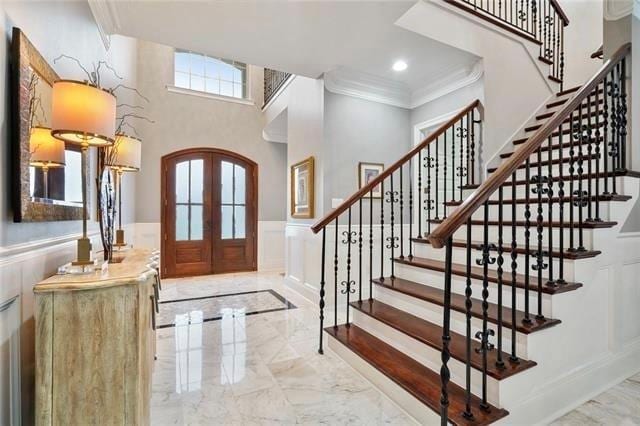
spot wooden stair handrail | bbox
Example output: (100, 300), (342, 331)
(428, 42), (631, 249)
(310, 99), (483, 234)
(549, 0), (570, 26)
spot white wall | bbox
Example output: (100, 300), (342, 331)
(0, 3), (139, 422)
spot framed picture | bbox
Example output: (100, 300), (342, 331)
(291, 156), (315, 218)
(359, 162), (385, 198)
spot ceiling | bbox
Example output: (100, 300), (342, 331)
(90, 0), (478, 95)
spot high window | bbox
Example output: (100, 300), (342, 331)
(174, 50), (247, 99)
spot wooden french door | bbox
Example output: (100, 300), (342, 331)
(161, 148), (257, 278)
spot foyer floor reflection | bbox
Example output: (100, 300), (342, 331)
(150, 272), (417, 425)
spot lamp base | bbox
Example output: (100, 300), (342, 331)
(71, 237), (94, 266)
(114, 229), (127, 247)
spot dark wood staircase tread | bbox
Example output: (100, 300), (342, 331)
(445, 194), (631, 207)
(548, 75), (562, 83)
(527, 110), (604, 131)
(373, 277), (560, 335)
(501, 170), (640, 185)
(350, 299), (537, 379)
(545, 97), (602, 111)
(487, 153), (598, 173)
(557, 86), (581, 96)
(538, 55), (553, 65)
(428, 218), (618, 230)
(513, 122), (605, 145)
(460, 183), (481, 190)
(411, 237), (601, 260)
(325, 324), (509, 426)
(394, 256), (582, 295)
(502, 138), (600, 156)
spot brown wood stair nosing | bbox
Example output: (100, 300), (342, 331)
(556, 85), (582, 97)
(394, 256), (582, 295)
(528, 109), (604, 131)
(545, 97), (603, 111)
(548, 75), (562, 83)
(428, 218), (618, 230)
(325, 324), (510, 426)
(538, 55), (553, 65)
(487, 153), (598, 173)
(502, 137), (600, 156)
(372, 277), (560, 334)
(514, 122), (605, 145)
(501, 170), (640, 185)
(445, 194), (631, 207)
(410, 237), (601, 260)
(350, 299), (537, 379)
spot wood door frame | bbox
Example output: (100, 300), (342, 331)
(160, 147), (259, 278)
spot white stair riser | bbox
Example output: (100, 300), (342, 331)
(394, 262), (554, 318)
(413, 244), (576, 281)
(373, 285), (529, 359)
(351, 309), (503, 405)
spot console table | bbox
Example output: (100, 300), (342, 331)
(34, 249), (159, 425)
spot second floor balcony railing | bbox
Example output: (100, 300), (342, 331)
(263, 68), (292, 107)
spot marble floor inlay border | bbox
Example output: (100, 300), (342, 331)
(157, 289), (297, 329)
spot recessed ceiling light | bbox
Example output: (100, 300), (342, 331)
(392, 60), (408, 72)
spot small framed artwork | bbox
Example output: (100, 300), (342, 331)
(291, 156), (315, 218)
(359, 162), (385, 198)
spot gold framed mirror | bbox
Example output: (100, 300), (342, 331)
(11, 27), (85, 222)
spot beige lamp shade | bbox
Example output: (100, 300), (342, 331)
(51, 80), (116, 147)
(106, 134), (142, 172)
(29, 126), (66, 168)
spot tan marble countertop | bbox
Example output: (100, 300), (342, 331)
(34, 248), (159, 293)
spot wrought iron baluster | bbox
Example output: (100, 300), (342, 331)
(426, 145), (435, 235)
(380, 184), (385, 281)
(359, 199), (363, 302)
(568, 111), (576, 251)
(575, 102), (587, 252)
(471, 109), (477, 185)
(463, 218), (474, 420)
(556, 121), (566, 285)
(369, 191), (374, 299)
(440, 237), (454, 426)
(496, 186), (505, 368)
(318, 227), (326, 354)
(418, 150), (423, 238)
(400, 166), (405, 259)
(546, 135), (554, 287)
(435, 138), (440, 220)
(560, 24), (565, 90)
(334, 217), (339, 327)
(443, 131), (448, 218)
(409, 160), (414, 258)
(586, 93), (594, 221)
(532, 0), (537, 38)
(594, 85), (602, 221)
(342, 208), (357, 324)
(475, 202), (495, 411)
(532, 148), (548, 319)
(620, 57), (628, 171)
(452, 123), (456, 202)
(609, 68), (619, 195)
(457, 120), (467, 201)
(603, 77), (609, 195)
(510, 172), (519, 361)
(524, 158), (532, 323)
(386, 175), (400, 279)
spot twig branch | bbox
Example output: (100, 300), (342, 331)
(53, 54), (93, 83)
(111, 84), (150, 103)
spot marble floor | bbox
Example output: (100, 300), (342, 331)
(152, 271), (640, 425)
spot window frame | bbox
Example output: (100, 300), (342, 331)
(171, 49), (253, 105)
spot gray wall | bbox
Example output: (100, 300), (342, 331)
(134, 40), (287, 223)
(323, 90), (411, 218)
(0, 1), (138, 247)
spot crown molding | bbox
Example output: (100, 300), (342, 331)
(324, 67), (411, 109)
(88, 0), (121, 50)
(410, 61), (483, 109)
(604, 0), (634, 20)
(324, 62), (482, 110)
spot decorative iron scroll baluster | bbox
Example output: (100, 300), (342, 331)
(475, 202), (495, 411)
(471, 109), (477, 185)
(568, 111), (576, 251)
(334, 217), (339, 328)
(603, 77), (609, 195)
(342, 207), (357, 325)
(359, 199), (363, 302)
(532, 0), (537, 38)
(463, 218), (474, 420)
(546, 136), (554, 287)
(318, 227), (326, 354)
(440, 237), (454, 426)
(452, 124), (456, 202)
(609, 68), (619, 195)
(435, 138), (440, 220)
(594, 84), (602, 221)
(380, 184), (385, 280)
(574, 104), (587, 252)
(443, 132), (448, 218)
(524, 158), (532, 323)
(386, 175), (400, 278)
(586, 93), (594, 221)
(369, 191), (374, 299)
(418, 152), (422, 238)
(510, 172), (519, 362)
(619, 58), (628, 171)
(496, 186), (505, 368)
(400, 166), (405, 259)
(531, 149), (548, 319)
(425, 149), (435, 235)
(456, 123), (468, 201)
(556, 122), (566, 285)
(409, 160), (414, 258)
